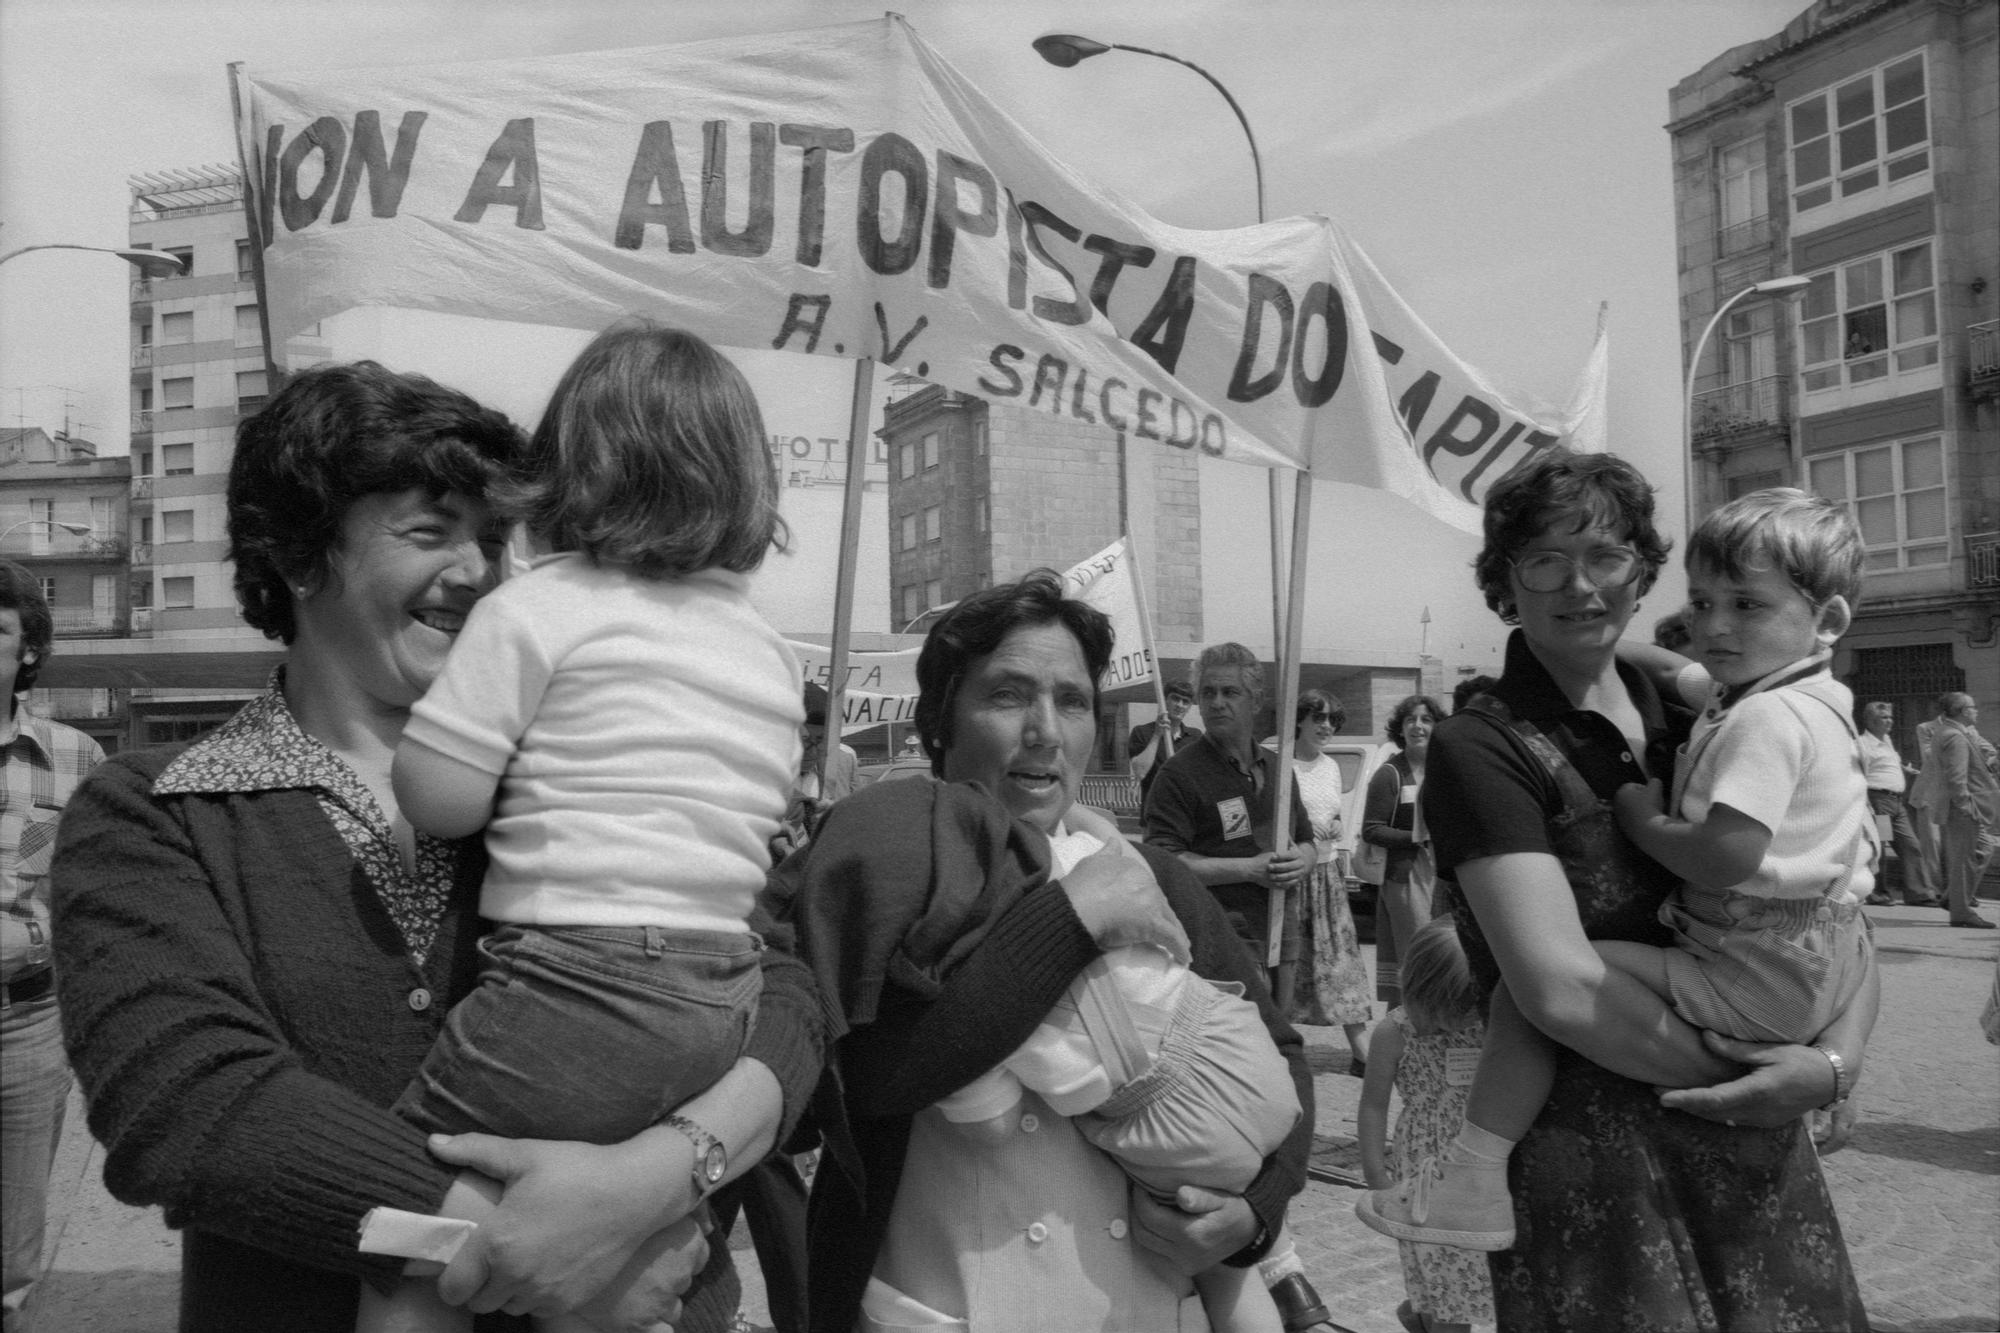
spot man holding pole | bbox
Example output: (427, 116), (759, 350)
(1128, 679), (1201, 804)
(1142, 643), (1313, 1007)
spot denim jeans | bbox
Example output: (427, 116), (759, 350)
(1, 994), (69, 1332)
(395, 923), (761, 1143)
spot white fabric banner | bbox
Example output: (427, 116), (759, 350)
(234, 15), (1600, 532)
(787, 640), (919, 732)
(1060, 536), (1154, 693)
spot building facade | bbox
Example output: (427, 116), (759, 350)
(0, 427), (132, 751)
(1669, 0), (1999, 757)
(879, 388), (1428, 769)
(126, 166), (330, 744)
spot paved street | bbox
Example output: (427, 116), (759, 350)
(24, 902), (2000, 1332)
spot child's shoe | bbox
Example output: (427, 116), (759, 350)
(1354, 1152), (1514, 1250)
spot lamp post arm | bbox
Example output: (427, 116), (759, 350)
(2, 244), (110, 268)
(1106, 42), (1266, 224)
(1682, 286), (1757, 536)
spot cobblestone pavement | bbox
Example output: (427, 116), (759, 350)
(27, 904), (1999, 1332)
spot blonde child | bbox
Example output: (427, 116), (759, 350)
(934, 803), (1303, 1333)
(1361, 489), (1877, 1252)
(362, 323), (802, 1331)
(1357, 918), (1493, 1333)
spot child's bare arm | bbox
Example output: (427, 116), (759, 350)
(1613, 780), (1771, 890)
(393, 737), (502, 840)
(1355, 1020), (1404, 1189)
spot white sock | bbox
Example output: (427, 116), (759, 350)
(1257, 1236), (1303, 1285)
(1449, 1121), (1517, 1167)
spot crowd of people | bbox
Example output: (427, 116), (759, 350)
(0, 325), (1993, 1333)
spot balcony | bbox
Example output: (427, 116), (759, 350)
(0, 533), (125, 563)
(1969, 532), (2000, 590)
(1690, 374), (1789, 443)
(131, 475), (154, 502)
(49, 609), (124, 638)
(131, 411), (154, 439)
(1970, 321), (2000, 403)
(129, 542), (153, 568)
(1716, 215), (1773, 261)
(132, 345), (155, 372)
(130, 606), (153, 635)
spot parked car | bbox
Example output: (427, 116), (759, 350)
(855, 758), (932, 789)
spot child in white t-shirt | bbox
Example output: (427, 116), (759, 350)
(1361, 488), (1877, 1252)
(363, 323), (802, 1332)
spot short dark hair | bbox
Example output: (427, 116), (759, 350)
(1686, 487), (1863, 609)
(1387, 693), (1446, 748)
(1450, 674), (1497, 714)
(0, 560), (52, 692)
(802, 680), (829, 726)
(1295, 688), (1346, 733)
(1165, 680), (1195, 703)
(1472, 451), (1670, 624)
(914, 569), (1112, 773)
(522, 321), (786, 580)
(228, 361), (524, 644)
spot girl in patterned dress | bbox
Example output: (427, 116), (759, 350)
(1357, 919), (1493, 1333)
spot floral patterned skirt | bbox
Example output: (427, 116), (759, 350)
(1295, 861), (1372, 1026)
(1491, 1052), (1867, 1333)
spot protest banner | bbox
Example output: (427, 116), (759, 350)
(233, 14), (1601, 535)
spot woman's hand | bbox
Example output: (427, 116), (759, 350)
(1656, 1031), (1841, 1129)
(429, 1130), (687, 1316)
(1059, 843), (1189, 959)
(1130, 1184), (1258, 1277)
(570, 1214), (711, 1333)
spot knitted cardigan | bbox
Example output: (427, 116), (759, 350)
(772, 779), (1312, 1333)
(51, 746), (826, 1332)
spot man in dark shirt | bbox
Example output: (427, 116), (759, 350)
(1128, 679), (1200, 804)
(1143, 643), (1313, 994)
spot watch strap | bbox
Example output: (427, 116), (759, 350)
(1812, 1045), (1852, 1109)
(664, 1113), (725, 1196)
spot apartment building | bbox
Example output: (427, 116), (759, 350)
(0, 426), (131, 751)
(126, 165), (329, 744)
(1669, 0), (1999, 753)
(879, 387), (1430, 765)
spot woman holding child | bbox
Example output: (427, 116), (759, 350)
(1364, 452), (1872, 1330)
(777, 570), (1331, 1333)
(51, 357), (827, 1331)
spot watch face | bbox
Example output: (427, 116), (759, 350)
(701, 1144), (727, 1184)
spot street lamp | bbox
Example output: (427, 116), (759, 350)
(1032, 33), (1288, 663)
(0, 244), (188, 278)
(0, 519), (94, 550)
(1682, 274), (1812, 536)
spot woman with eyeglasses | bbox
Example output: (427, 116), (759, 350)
(1370, 451), (1869, 1330)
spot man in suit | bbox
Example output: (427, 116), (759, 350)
(1128, 679), (1201, 804)
(1936, 692), (1999, 929)
(1906, 694), (1951, 908)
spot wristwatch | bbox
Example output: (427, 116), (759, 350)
(665, 1114), (727, 1199)
(1812, 1045), (1853, 1110)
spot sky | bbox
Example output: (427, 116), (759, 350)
(0, 0), (1808, 663)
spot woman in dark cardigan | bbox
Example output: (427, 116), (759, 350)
(776, 570), (1330, 1333)
(52, 362), (825, 1332)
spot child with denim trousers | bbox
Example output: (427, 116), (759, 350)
(361, 323), (801, 1331)
(1360, 488), (1877, 1251)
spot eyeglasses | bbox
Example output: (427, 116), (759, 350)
(1511, 546), (1643, 594)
